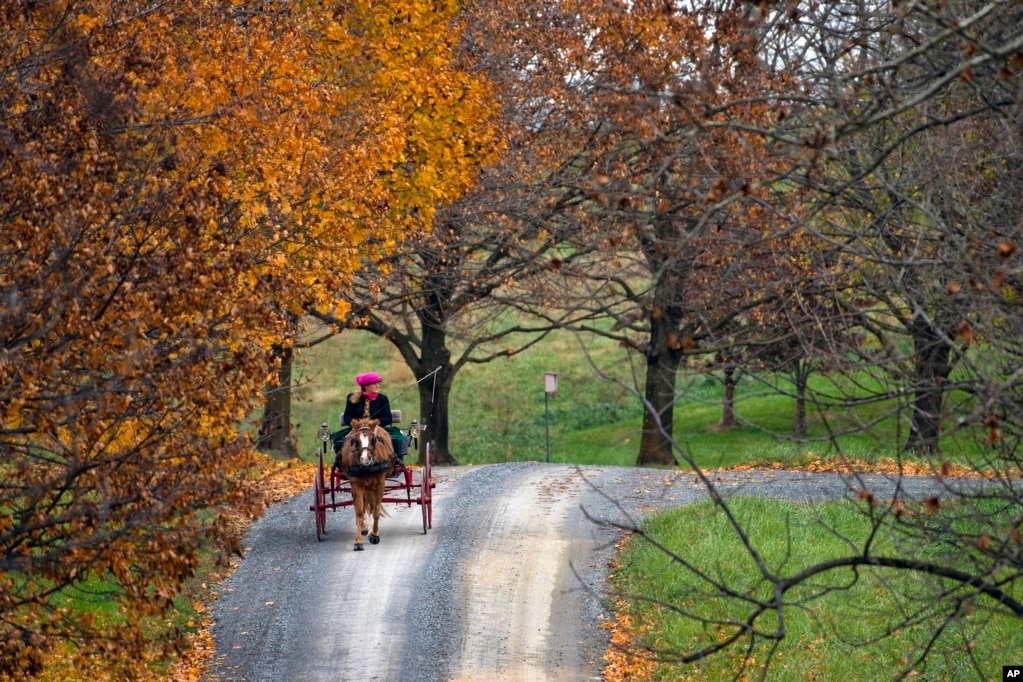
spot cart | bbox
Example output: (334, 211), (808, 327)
(310, 410), (434, 541)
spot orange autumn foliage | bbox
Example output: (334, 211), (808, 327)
(0, 0), (496, 677)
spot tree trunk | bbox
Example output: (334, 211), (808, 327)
(636, 283), (684, 466)
(794, 360), (808, 438)
(416, 324), (458, 465)
(720, 363), (737, 427)
(256, 344), (298, 458)
(637, 354), (681, 466)
(905, 316), (951, 455)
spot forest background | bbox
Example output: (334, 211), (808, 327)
(2, 0), (1022, 679)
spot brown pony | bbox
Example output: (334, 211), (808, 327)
(338, 418), (394, 551)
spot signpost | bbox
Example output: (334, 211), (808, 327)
(544, 372), (557, 463)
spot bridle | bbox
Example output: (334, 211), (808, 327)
(352, 423), (388, 466)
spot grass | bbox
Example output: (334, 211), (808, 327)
(611, 497), (1022, 681)
(288, 325), (986, 468)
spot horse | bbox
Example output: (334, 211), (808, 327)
(338, 418), (395, 551)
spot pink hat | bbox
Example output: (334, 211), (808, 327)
(355, 372), (383, 386)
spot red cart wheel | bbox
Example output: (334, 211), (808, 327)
(418, 443), (428, 534)
(420, 442), (432, 532)
(420, 472), (428, 535)
(314, 455), (327, 541)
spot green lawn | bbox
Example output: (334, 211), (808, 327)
(288, 326), (985, 469)
(613, 497), (1022, 681)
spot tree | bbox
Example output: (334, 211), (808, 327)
(762, 0), (1023, 457)
(457, 0), (1023, 674)
(599, 0), (1023, 675)
(314, 0), (793, 468)
(0, 0), (474, 674)
(753, 291), (859, 438)
(304, 0), (624, 465)
(310, 194), (597, 464)
(0, 2), (274, 672)
(459, 0), (808, 465)
(257, 0), (505, 458)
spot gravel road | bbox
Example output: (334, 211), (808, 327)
(205, 462), (970, 682)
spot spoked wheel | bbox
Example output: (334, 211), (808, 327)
(425, 442), (433, 529)
(314, 454), (327, 541)
(420, 442), (433, 533)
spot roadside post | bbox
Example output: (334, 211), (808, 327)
(544, 372), (558, 463)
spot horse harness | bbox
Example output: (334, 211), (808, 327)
(344, 423), (393, 475)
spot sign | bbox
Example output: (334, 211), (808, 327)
(544, 372), (558, 394)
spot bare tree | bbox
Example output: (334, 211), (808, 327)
(458, 0), (818, 465)
(309, 196), (596, 464)
(768, 0), (1023, 455)
(588, 0), (1023, 676)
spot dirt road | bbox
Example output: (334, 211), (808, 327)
(205, 462), (953, 681)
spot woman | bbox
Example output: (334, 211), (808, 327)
(334, 372), (404, 469)
(341, 372), (392, 427)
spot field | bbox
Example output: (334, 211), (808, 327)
(288, 326), (981, 469)
(611, 496), (1022, 681)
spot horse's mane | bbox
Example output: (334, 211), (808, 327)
(340, 418), (393, 470)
